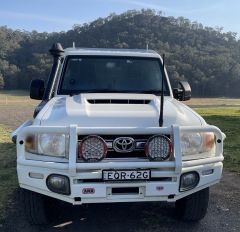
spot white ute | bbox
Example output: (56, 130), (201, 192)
(12, 43), (225, 224)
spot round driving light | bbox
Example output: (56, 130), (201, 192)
(180, 172), (199, 192)
(145, 135), (172, 161)
(79, 135), (107, 162)
(46, 174), (70, 195)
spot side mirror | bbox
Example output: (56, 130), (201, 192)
(173, 81), (191, 101)
(30, 79), (45, 100)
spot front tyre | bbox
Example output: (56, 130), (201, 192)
(175, 187), (209, 222)
(21, 189), (60, 225)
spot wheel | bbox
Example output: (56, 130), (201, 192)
(21, 188), (60, 225)
(175, 187), (209, 222)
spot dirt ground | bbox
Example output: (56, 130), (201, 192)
(1, 171), (239, 232)
(0, 105), (35, 130)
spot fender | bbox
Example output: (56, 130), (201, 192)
(11, 119), (33, 143)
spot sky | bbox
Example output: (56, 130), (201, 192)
(0, 0), (239, 35)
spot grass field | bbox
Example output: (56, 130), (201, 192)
(0, 91), (239, 221)
(0, 91), (37, 129)
(187, 98), (240, 107)
(0, 125), (17, 222)
(0, 90), (38, 107)
(194, 108), (240, 172)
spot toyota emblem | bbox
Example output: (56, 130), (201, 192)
(113, 137), (135, 153)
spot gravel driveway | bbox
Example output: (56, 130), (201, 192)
(2, 171), (239, 232)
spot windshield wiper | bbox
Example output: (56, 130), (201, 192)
(69, 89), (137, 94)
(82, 89), (127, 93)
(69, 89), (168, 96)
(138, 90), (167, 95)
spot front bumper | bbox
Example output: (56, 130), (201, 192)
(18, 160), (223, 204)
(16, 125), (224, 204)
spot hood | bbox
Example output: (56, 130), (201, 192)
(36, 94), (205, 127)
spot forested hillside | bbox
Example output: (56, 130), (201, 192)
(0, 9), (240, 97)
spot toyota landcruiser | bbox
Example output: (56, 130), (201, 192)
(12, 43), (225, 224)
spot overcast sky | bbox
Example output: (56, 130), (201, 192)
(0, 0), (239, 35)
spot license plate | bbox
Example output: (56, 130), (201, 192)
(103, 170), (150, 181)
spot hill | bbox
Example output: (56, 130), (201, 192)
(0, 9), (240, 97)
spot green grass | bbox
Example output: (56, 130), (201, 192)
(0, 125), (17, 222)
(195, 108), (240, 172)
(0, 90), (38, 107)
(187, 98), (240, 107)
(0, 90), (29, 96)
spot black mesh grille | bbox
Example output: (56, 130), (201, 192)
(77, 134), (172, 159)
(78, 134), (153, 159)
(106, 150), (146, 158)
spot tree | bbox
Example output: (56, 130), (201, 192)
(0, 73), (4, 89)
(0, 11), (240, 97)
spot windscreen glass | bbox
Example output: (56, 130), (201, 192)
(58, 56), (169, 95)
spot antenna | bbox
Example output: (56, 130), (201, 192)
(159, 54), (165, 127)
(73, 42), (75, 48)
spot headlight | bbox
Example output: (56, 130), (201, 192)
(145, 135), (172, 161)
(25, 133), (69, 158)
(79, 135), (107, 162)
(181, 132), (215, 160)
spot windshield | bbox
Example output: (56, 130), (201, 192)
(58, 56), (170, 95)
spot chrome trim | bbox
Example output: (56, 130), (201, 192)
(113, 137), (135, 153)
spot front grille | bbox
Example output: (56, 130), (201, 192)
(78, 134), (153, 159)
(106, 150), (146, 158)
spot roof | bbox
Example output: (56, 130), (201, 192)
(64, 47), (161, 58)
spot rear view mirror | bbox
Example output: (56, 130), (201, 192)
(173, 81), (191, 101)
(30, 79), (45, 100)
